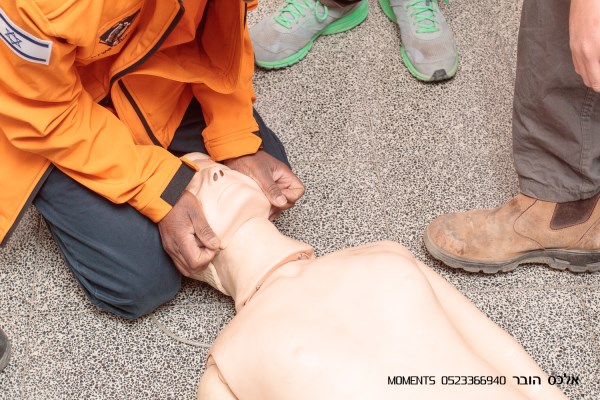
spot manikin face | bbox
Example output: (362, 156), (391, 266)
(184, 153), (271, 246)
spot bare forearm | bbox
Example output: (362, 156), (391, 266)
(569, 0), (600, 91)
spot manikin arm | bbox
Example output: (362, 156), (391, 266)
(197, 357), (239, 400)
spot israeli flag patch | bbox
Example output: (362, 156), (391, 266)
(0, 7), (52, 65)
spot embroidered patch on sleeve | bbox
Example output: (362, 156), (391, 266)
(0, 8), (52, 65)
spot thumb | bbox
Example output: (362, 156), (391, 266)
(184, 192), (220, 250)
(263, 180), (287, 208)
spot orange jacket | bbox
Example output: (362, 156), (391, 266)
(0, 0), (262, 246)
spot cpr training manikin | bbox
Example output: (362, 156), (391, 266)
(183, 153), (567, 400)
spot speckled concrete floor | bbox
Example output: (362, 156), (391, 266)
(1, 0), (599, 399)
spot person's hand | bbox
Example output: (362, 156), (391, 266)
(158, 176), (220, 277)
(570, 0), (600, 92)
(223, 150), (305, 219)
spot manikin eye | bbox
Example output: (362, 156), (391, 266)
(219, 170), (224, 177)
(213, 172), (218, 181)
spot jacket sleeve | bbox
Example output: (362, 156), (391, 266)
(247, 0), (259, 11)
(0, 6), (195, 222)
(192, 26), (262, 161)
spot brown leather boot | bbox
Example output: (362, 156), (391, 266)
(424, 193), (600, 273)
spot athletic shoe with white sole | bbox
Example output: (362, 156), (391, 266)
(379, 0), (458, 81)
(250, 0), (368, 69)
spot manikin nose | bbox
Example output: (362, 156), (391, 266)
(212, 168), (225, 182)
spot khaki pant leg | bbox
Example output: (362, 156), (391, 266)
(513, 0), (600, 202)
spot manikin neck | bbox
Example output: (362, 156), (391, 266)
(213, 217), (314, 311)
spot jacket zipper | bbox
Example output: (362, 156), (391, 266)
(100, 1), (184, 144)
(100, 1), (185, 105)
(118, 80), (162, 146)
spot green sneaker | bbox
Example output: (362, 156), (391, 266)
(250, 0), (369, 69)
(379, 0), (458, 81)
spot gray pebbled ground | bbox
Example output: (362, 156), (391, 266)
(0, 0), (598, 399)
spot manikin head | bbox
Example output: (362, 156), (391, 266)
(183, 153), (313, 304)
(183, 152), (271, 247)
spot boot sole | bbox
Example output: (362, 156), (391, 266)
(255, 0), (369, 70)
(0, 339), (11, 372)
(378, 0), (459, 81)
(423, 230), (600, 274)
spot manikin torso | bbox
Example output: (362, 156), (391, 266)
(185, 153), (565, 400)
(209, 243), (474, 400)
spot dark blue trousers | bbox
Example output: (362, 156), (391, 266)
(34, 100), (290, 319)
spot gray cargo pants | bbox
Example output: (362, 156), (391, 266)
(513, 0), (600, 202)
